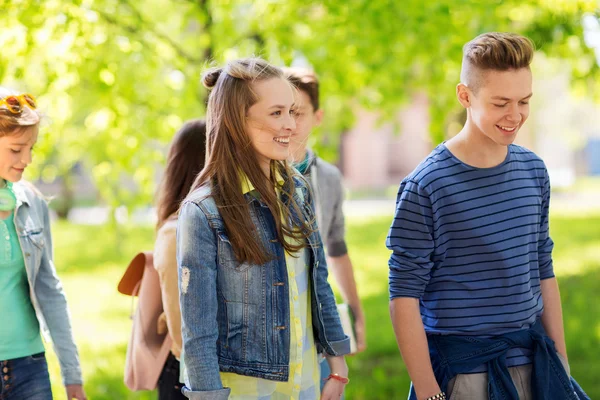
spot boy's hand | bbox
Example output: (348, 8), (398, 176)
(66, 384), (87, 400)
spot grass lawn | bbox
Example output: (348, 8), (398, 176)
(45, 209), (600, 399)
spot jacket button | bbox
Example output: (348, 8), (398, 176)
(25, 252), (30, 257)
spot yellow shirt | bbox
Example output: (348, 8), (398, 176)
(220, 173), (320, 400)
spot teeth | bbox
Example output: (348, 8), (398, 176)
(498, 125), (517, 132)
(274, 137), (290, 143)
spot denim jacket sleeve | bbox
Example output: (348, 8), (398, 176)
(314, 235), (351, 356)
(177, 201), (231, 399)
(303, 183), (351, 356)
(35, 200), (83, 385)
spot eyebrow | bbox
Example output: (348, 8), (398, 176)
(269, 104), (294, 109)
(10, 141), (36, 146)
(491, 93), (533, 101)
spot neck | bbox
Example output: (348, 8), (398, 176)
(0, 179), (6, 189)
(259, 159), (271, 180)
(448, 122), (508, 168)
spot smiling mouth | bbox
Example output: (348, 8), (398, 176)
(274, 137), (290, 144)
(496, 125), (518, 133)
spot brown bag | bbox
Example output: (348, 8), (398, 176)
(118, 252), (173, 391)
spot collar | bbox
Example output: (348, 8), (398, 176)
(9, 181), (30, 206)
(240, 169), (285, 195)
(302, 149), (318, 175)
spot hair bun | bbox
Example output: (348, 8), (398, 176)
(202, 68), (223, 89)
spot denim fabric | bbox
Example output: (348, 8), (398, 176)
(0, 352), (52, 400)
(407, 319), (589, 400)
(158, 353), (186, 400)
(177, 177), (350, 399)
(10, 182), (82, 386)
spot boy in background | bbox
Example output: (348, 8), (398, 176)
(285, 68), (367, 398)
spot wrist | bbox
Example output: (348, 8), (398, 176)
(330, 365), (349, 377)
(416, 389), (444, 400)
(349, 303), (364, 317)
(415, 383), (442, 400)
(326, 355), (348, 374)
(325, 373), (349, 385)
(329, 363), (348, 377)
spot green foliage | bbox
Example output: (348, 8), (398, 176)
(44, 211), (600, 399)
(1, 0), (599, 208)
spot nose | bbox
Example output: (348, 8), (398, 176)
(22, 149), (33, 166)
(506, 103), (521, 124)
(284, 112), (296, 131)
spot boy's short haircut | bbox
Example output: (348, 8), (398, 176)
(284, 67), (320, 111)
(460, 32), (535, 92)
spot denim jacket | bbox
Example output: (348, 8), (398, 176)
(11, 182), (82, 385)
(408, 319), (588, 400)
(177, 177), (350, 400)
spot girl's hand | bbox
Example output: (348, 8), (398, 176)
(320, 377), (347, 400)
(66, 384), (87, 400)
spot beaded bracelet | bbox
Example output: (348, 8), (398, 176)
(325, 373), (349, 384)
(425, 393), (446, 400)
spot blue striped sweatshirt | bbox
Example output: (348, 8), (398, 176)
(387, 143), (554, 369)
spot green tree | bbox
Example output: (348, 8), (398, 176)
(0, 0), (598, 212)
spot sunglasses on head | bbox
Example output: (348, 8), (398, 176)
(0, 94), (37, 114)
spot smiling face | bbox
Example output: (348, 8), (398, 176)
(246, 77), (296, 175)
(459, 68), (532, 146)
(0, 125), (39, 183)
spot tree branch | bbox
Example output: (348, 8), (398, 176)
(93, 2), (203, 64)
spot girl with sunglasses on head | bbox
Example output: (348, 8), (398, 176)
(177, 58), (350, 400)
(0, 87), (86, 400)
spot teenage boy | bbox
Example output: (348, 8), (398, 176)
(387, 32), (588, 400)
(285, 68), (367, 395)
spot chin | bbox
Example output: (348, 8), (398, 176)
(270, 152), (290, 162)
(484, 130), (517, 146)
(6, 174), (21, 183)
(492, 137), (516, 146)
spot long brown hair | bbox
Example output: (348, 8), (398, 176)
(156, 119), (207, 228)
(190, 57), (314, 265)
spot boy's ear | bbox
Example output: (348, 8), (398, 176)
(314, 109), (324, 126)
(456, 83), (472, 109)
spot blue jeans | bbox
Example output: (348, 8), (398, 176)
(0, 352), (53, 400)
(320, 358), (345, 400)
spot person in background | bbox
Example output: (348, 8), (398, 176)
(154, 119), (207, 399)
(285, 67), (367, 398)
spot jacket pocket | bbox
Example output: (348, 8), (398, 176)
(216, 230), (254, 272)
(24, 228), (45, 249)
(19, 228), (44, 269)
